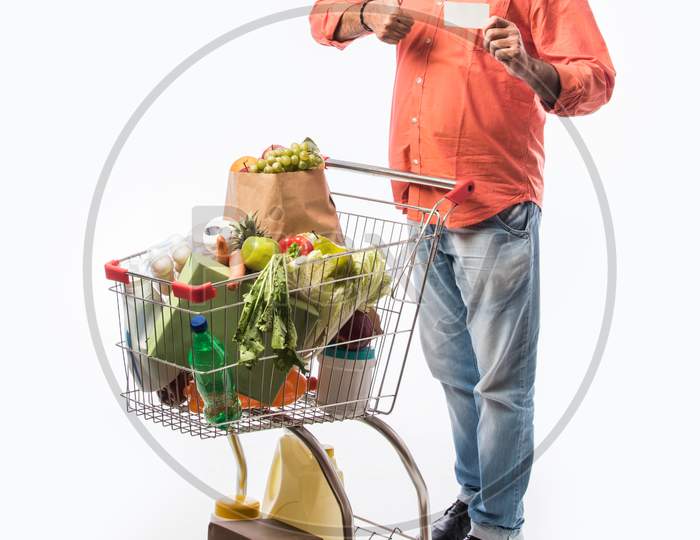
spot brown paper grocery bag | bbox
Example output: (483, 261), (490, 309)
(224, 168), (344, 243)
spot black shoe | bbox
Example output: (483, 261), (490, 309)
(431, 500), (471, 540)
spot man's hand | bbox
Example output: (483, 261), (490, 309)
(483, 17), (531, 79)
(483, 16), (562, 107)
(364, 0), (415, 45)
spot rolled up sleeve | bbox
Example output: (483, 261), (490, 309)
(310, 1), (367, 50)
(531, 0), (616, 117)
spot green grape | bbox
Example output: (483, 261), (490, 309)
(299, 150), (310, 161)
(266, 156), (276, 166)
(300, 142), (310, 152)
(248, 164), (259, 173)
(272, 161), (283, 173)
(291, 143), (300, 153)
(290, 154), (299, 166)
(280, 155), (292, 167)
(298, 160), (309, 170)
(264, 151), (274, 160)
(263, 165), (274, 174)
(257, 159), (267, 170)
(283, 148), (293, 157)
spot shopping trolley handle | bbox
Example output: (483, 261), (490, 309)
(325, 158), (475, 206)
(444, 180), (475, 205)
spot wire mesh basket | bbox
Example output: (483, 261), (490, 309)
(354, 516), (418, 540)
(108, 201), (439, 439)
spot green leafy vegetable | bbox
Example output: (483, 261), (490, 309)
(234, 254), (307, 374)
(287, 247), (391, 348)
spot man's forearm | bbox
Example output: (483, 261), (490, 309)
(522, 58), (562, 109)
(483, 16), (562, 108)
(333, 4), (367, 43)
(333, 1), (415, 45)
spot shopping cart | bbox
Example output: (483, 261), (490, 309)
(105, 160), (474, 540)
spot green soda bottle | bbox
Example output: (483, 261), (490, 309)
(188, 315), (242, 427)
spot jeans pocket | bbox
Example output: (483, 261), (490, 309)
(492, 203), (532, 238)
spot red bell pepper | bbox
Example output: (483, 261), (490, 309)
(279, 235), (314, 258)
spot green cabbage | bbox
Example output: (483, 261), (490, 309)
(287, 248), (391, 348)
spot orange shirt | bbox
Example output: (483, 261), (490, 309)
(310, 0), (615, 227)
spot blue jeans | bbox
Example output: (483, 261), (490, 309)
(414, 203), (540, 540)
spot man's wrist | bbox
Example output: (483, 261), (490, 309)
(333, 3), (371, 42)
(360, 1), (375, 33)
(522, 56), (562, 108)
(517, 53), (536, 83)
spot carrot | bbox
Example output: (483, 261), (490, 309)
(227, 250), (246, 290)
(238, 368), (308, 410)
(184, 380), (204, 414)
(216, 235), (229, 266)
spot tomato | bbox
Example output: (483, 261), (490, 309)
(279, 235), (314, 258)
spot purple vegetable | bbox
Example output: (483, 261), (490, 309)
(333, 311), (377, 350)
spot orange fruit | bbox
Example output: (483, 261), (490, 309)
(230, 156), (259, 173)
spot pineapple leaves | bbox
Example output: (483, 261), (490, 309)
(231, 212), (270, 251)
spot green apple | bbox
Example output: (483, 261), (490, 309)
(241, 236), (280, 271)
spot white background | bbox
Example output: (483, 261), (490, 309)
(2, 1), (699, 539)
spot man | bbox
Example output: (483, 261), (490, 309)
(310, 1), (614, 539)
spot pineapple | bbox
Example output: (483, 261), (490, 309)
(231, 212), (270, 250)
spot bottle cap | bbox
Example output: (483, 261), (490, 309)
(191, 315), (208, 333)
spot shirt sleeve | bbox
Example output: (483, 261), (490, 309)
(310, 1), (368, 50)
(530, 0), (616, 117)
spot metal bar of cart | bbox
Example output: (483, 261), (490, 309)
(327, 158), (470, 302)
(326, 159), (457, 190)
(288, 426), (355, 540)
(228, 433), (248, 500)
(360, 417), (432, 540)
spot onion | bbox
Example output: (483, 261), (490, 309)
(333, 311), (377, 350)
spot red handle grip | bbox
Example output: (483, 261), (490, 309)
(171, 282), (217, 303)
(105, 260), (130, 284)
(445, 181), (476, 206)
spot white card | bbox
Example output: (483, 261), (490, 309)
(444, 1), (490, 29)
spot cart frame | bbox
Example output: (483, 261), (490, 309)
(105, 159), (474, 540)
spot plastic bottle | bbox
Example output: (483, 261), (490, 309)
(188, 315), (242, 426)
(262, 434), (344, 540)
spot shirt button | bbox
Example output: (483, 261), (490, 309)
(411, 116), (418, 124)
(413, 159), (420, 166)
(416, 77), (423, 85)
(426, 38), (432, 45)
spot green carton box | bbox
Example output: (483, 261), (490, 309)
(147, 254), (319, 405)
